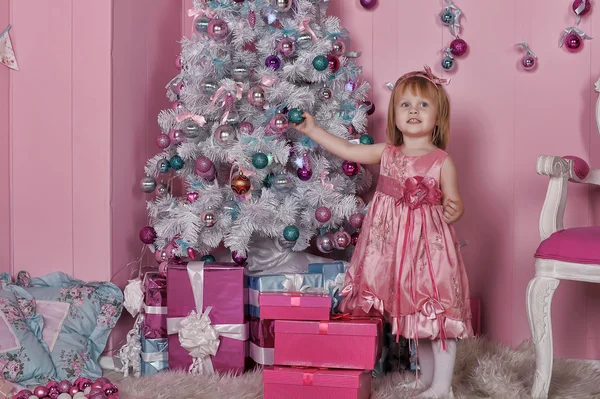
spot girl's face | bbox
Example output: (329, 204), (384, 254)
(394, 88), (438, 140)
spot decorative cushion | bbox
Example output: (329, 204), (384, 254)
(11, 272), (123, 381)
(0, 275), (56, 386)
(563, 155), (590, 180)
(534, 227), (600, 264)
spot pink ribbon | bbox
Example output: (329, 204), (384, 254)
(298, 18), (317, 43)
(397, 65), (450, 88)
(421, 298), (445, 320)
(320, 170), (334, 190)
(176, 113), (207, 126)
(261, 76), (277, 87)
(360, 291), (384, 315)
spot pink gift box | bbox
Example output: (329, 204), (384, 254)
(167, 261), (249, 374)
(249, 317), (275, 366)
(143, 272), (167, 306)
(274, 318), (382, 370)
(142, 309), (167, 338)
(263, 366), (372, 399)
(259, 292), (331, 321)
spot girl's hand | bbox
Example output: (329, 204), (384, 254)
(442, 198), (464, 224)
(293, 112), (317, 135)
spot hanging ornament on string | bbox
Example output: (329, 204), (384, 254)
(514, 41), (537, 71)
(559, 27), (592, 52)
(297, 153), (313, 181)
(231, 169), (252, 195)
(449, 37), (468, 57)
(573, 0), (591, 25)
(441, 48), (455, 71)
(359, 0), (377, 10)
(440, 0), (463, 37)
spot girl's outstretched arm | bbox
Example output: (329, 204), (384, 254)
(440, 155), (464, 224)
(293, 112), (386, 165)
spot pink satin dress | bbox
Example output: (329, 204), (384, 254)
(339, 144), (473, 341)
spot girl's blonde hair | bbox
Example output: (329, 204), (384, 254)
(386, 68), (451, 150)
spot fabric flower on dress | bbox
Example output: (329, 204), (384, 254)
(403, 176), (443, 209)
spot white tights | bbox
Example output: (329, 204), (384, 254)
(404, 339), (457, 398)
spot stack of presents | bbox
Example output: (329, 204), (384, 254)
(134, 260), (481, 397)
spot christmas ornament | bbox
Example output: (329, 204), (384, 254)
(200, 78), (219, 95)
(158, 158), (170, 173)
(247, 86), (266, 107)
(170, 155), (184, 170)
(449, 38), (468, 57)
(183, 119), (201, 138)
(139, 226), (157, 244)
(297, 166), (312, 181)
(231, 171), (252, 195)
(312, 55), (329, 71)
(515, 41), (537, 71)
(331, 38), (346, 56)
(155, 249), (167, 263)
(58, 380), (72, 394)
(198, 165), (216, 181)
(223, 198), (240, 219)
(327, 55), (341, 72)
(214, 124), (237, 146)
(573, 0), (591, 24)
(441, 50), (455, 71)
(201, 254), (216, 262)
(277, 37), (296, 57)
(560, 27), (592, 52)
(351, 231), (360, 246)
(157, 181), (169, 196)
(278, 237), (296, 249)
(440, 0), (463, 37)
(252, 152), (269, 169)
(140, 176), (157, 193)
(195, 17), (211, 34)
(315, 206), (332, 223)
(165, 243), (177, 259)
(296, 32), (313, 49)
(238, 121), (255, 135)
(319, 86), (333, 101)
(345, 80), (356, 92)
(269, 113), (289, 134)
(187, 192), (199, 203)
(342, 160), (360, 176)
(360, 134), (374, 144)
(349, 213), (364, 228)
(231, 62), (250, 81)
(364, 101), (375, 115)
(283, 225), (300, 241)
(195, 156), (213, 174)
(273, 173), (293, 192)
(333, 230), (351, 249)
(248, 10), (256, 27)
(359, 0), (377, 9)
(265, 55), (282, 70)
(263, 173), (275, 188)
(175, 55), (182, 70)
(272, 0), (293, 12)
(169, 128), (185, 145)
(207, 18), (229, 41)
(172, 101), (185, 113)
(201, 209), (217, 227)
(232, 251), (247, 264)
(316, 234), (334, 253)
(287, 108), (305, 124)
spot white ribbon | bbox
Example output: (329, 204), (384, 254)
(144, 304), (167, 315)
(324, 272), (346, 307)
(123, 278), (144, 317)
(281, 274), (310, 292)
(249, 342), (274, 366)
(575, 0), (587, 25)
(141, 352), (168, 362)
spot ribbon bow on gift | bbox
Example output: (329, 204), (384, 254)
(282, 274), (311, 292)
(324, 273), (346, 308)
(123, 278), (144, 318)
(179, 307), (221, 375)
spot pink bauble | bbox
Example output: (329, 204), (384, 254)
(155, 249), (166, 263)
(277, 37), (296, 57)
(573, 0), (591, 16)
(158, 261), (168, 275)
(58, 381), (72, 394)
(351, 231), (360, 246)
(331, 38), (346, 56)
(186, 192), (199, 203)
(155, 134), (170, 149)
(197, 165), (216, 181)
(364, 101), (375, 115)
(297, 166), (313, 181)
(269, 114), (289, 134)
(69, 386), (80, 396)
(521, 55), (536, 70)
(171, 101), (185, 113)
(315, 206), (332, 223)
(327, 55), (341, 72)
(247, 86), (266, 107)
(333, 230), (351, 249)
(165, 243), (177, 259)
(195, 156), (213, 173)
(187, 247), (197, 259)
(449, 38), (468, 57)
(15, 390), (33, 399)
(102, 384), (118, 395)
(232, 251), (247, 265)
(565, 33), (582, 51)
(342, 161), (360, 176)
(175, 55), (182, 69)
(359, 0), (377, 9)
(34, 386), (49, 398)
(48, 387), (60, 398)
(316, 234), (334, 253)
(139, 226), (157, 244)
(175, 81), (184, 94)
(200, 209), (217, 228)
(238, 121), (255, 135)
(349, 213), (364, 228)
(168, 129), (185, 145)
(208, 18), (229, 41)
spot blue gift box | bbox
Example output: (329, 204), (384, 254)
(246, 272), (323, 318)
(307, 262), (347, 311)
(140, 336), (168, 376)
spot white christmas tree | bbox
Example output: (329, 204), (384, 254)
(139, 0), (374, 265)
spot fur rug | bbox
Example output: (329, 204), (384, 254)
(118, 337), (600, 399)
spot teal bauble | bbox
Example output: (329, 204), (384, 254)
(359, 134), (374, 145)
(158, 159), (171, 173)
(170, 155), (184, 170)
(287, 108), (305, 124)
(252, 152), (269, 169)
(441, 56), (455, 71)
(263, 173), (275, 188)
(312, 55), (329, 71)
(283, 225), (300, 241)
(201, 255), (216, 262)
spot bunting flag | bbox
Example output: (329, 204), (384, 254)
(0, 25), (19, 71)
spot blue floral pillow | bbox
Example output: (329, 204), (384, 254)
(10, 271), (123, 381)
(0, 277), (56, 385)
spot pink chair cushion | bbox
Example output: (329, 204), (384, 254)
(563, 155), (590, 179)
(535, 227), (600, 264)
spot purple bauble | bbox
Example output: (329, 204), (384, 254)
(565, 33), (582, 51)
(139, 226), (157, 244)
(277, 37), (296, 57)
(155, 134), (170, 149)
(58, 380), (72, 394)
(238, 121), (255, 135)
(351, 231), (360, 246)
(349, 213), (364, 228)
(297, 166), (313, 181)
(207, 18), (229, 41)
(169, 129), (185, 145)
(232, 251), (247, 265)
(573, 0), (591, 16)
(449, 38), (468, 57)
(195, 156), (213, 173)
(69, 386), (80, 396)
(342, 161), (360, 176)
(33, 386), (49, 398)
(265, 55), (281, 70)
(521, 55), (536, 70)
(315, 206), (332, 223)
(364, 101), (375, 115)
(359, 0), (377, 9)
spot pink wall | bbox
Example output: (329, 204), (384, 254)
(1, 0), (600, 360)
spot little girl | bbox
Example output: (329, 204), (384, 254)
(294, 65), (473, 399)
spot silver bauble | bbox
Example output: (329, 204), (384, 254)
(231, 63), (250, 81)
(141, 176), (157, 193)
(200, 78), (218, 95)
(183, 119), (201, 138)
(273, 174), (293, 193)
(214, 125), (237, 146)
(156, 182), (169, 196)
(296, 32), (313, 49)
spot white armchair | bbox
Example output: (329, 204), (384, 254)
(526, 81), (600, 398)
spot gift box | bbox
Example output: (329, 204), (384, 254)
(143, 272), (167, 306)
(274, 317), (382, 370)
(249, 317), (275, 366)
(307, 262), (347, 311)
(140, 336), (168, 376)
(247, 272), (323, 318)
(263, 366), (372, 399)
(142, 272), (168, 338)
(167, 261), (249, 375)
(259, 292), (331, 321)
